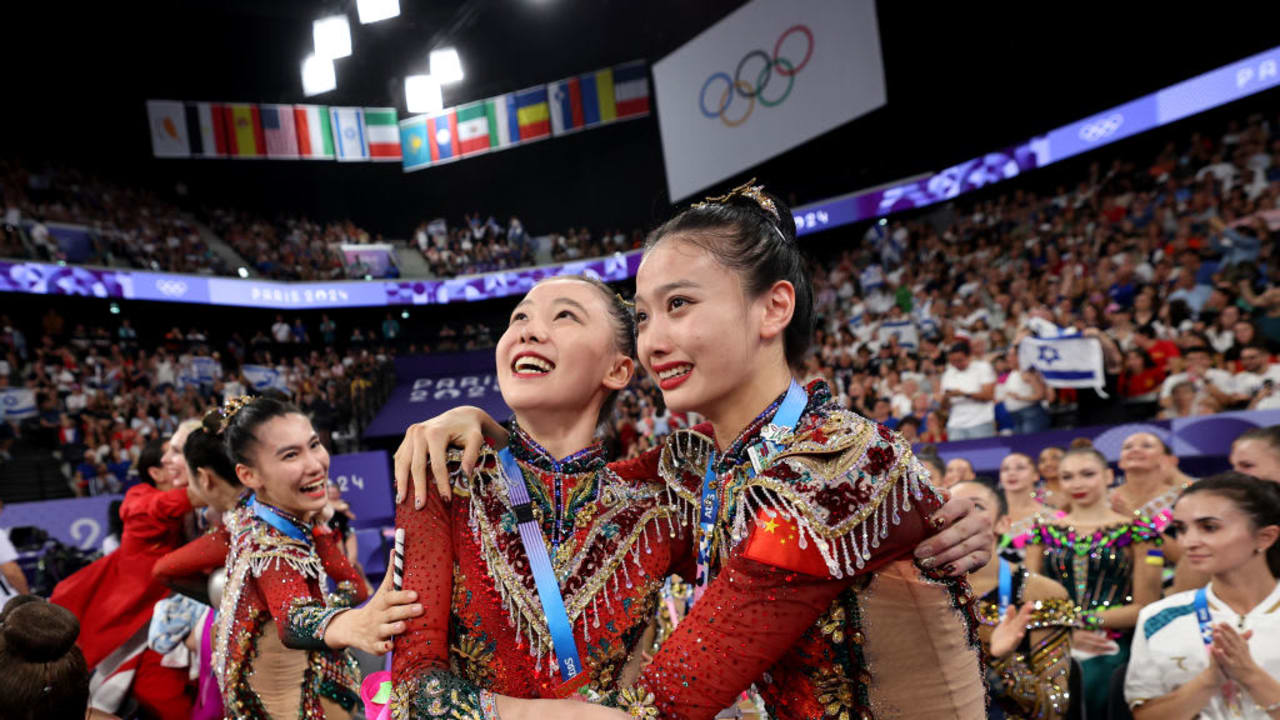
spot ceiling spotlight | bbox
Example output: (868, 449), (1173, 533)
(405, 74), (443, 114)
(357, 0), (399, 24)
(302, 54), (337, 96)
(429, 48), (464, 84)
(237, 266), (250, 278)
(313, 15), (352, 60)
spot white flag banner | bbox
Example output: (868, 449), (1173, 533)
(1018, 335), (1106, 392)
(651, 0), (886, 200)
(191, 356), (221, 384)
(330, 107), (370, 161)
(876, 319), (918, 350)
(0, 388), (37, 420)
(147, 100), (191, 158)
(242, 364), (288, 392)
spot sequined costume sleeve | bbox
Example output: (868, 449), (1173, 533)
(153, 527), (231, 600)
(255, 526), (368, 651)
(613, 412), (983, 720)
(391, 473), (487, 719)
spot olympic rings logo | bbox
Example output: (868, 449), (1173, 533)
(699, 25), (813, 127)
(1078, 113), (1124, 143)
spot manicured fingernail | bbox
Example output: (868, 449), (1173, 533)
(914, 544), (933, 558)
(416, 498), (424, 509)
(407, 591), (417, 601)
(942, 564), (957, 574)
(395, 492), (403, 504)
(919, 556), (935, 569)
(930, 516), (945, 529)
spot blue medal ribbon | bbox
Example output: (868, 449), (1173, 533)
(497, 446), (583, 683)
(997, 559), (1012, 617)
(1194, 586), (1214, 647)
(251, 496), (312, 545)
(695, 380), (808, 599)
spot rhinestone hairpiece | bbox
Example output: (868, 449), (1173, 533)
(691, 178), (781, 222)
(218, 395), (254, 435)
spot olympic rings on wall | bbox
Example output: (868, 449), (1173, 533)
(700, 25), (813, 127)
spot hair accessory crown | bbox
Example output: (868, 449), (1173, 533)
(217, 396), (254, 435)
(692, 178), (781, 222)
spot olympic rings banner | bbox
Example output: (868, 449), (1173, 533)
(652, 0), (886, 201)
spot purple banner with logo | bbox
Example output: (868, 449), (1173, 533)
(794, 43), (1280, 237)
(365, 350), (511, 438)
(921, 408), (1280, 476)
(2, 494), (121, 551)
(329, 450), (394, 529)
(383, 251), (640, 306)
(0, 250), (642, 309)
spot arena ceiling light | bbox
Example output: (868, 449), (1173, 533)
(405, 74), (443, 114)
(302, 54), (337, 96)
(313, 15), (352, 60)
(357, 0), (399, 24)
(429, 48), (464, 84)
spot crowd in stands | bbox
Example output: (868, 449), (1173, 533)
(793, 109), (1280, 442)
(0, 308), (395, 496)
(412, 212), (642, 277)
(206, 208), (383, 281)
(1, 161), (228, 275)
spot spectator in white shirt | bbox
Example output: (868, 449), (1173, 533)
(270, 314), (292, 344)
(0, 528), (29, 603)
(1232, 344), (1280, 402)
(1160, 346), (1237, 412)
(1126, 473), (1280, 720)
(940, 340), (998, 440)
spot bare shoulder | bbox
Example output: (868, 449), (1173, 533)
(1023, 570), (1069, 601)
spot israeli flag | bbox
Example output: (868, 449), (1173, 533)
(1018, 334), (1105, 391)
(860, 264), (886, 292)
(877, 319), (919, 350)
(242, 364), (288, 392)
(191, 356), (221, 384)
(0, 388), (37, 420)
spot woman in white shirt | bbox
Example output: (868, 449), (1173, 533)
(1126, 473), (1280, 719)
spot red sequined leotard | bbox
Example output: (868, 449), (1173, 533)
(158, 496), (369, 719)
(390, 424), (696, 719)
(607, 380), (987, 720)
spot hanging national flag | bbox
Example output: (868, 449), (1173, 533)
(293, 105), (334, 159)
(512, 86), (551, 141)
(1018, 334), (1106, 392)
(455, 101), (494, 155)
(330, 107), (369, 161)
(578, 67), (617, 126)
(488, 94), (516, 150)
(364, 107), (401, 161)
(147, 100), (190, 158)
(400, 115), (430, 172)
(260, 104), (299, 159)
(613, 60), (650, 119)
(427, 111), (459, 163)
(186, 102), (228, 158)
(223, 104), (265, 158)
(548, 76), (585, 135)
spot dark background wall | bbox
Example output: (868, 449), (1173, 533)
(7, 2), (1280, 239)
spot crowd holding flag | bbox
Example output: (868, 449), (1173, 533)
(148, 59), (650, 172)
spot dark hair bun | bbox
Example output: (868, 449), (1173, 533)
(202, 407), (224, 436)
(2, 600), (80, 663)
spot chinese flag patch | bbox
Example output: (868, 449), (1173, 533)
(741, 507), (831, 577)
